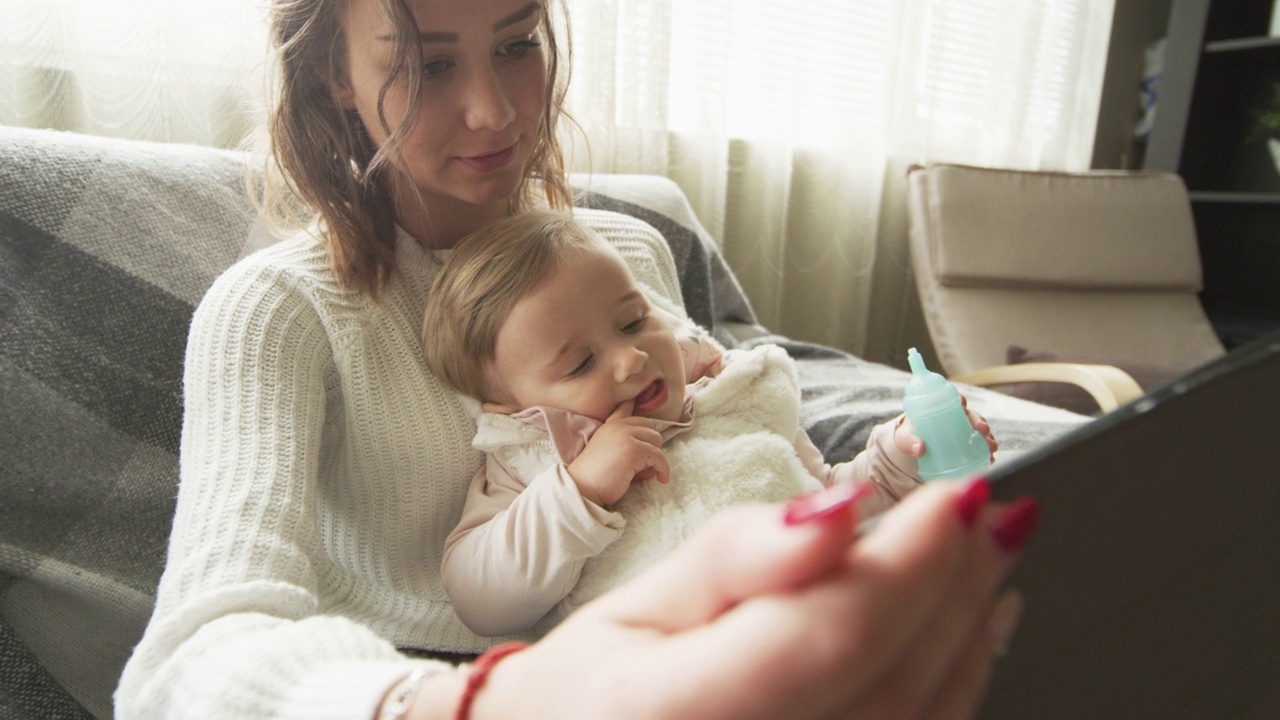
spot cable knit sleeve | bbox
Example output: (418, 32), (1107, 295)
(115, 250), (442, 720)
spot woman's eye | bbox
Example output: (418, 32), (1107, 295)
(498, 37), (541, 59)
(423, 58), (453, 77)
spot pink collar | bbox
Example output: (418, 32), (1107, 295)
(506, 390), (696, 464)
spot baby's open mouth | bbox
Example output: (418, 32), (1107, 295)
(633, 378), (669, 415)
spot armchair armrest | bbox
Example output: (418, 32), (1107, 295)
(951, 362), (1144, 414)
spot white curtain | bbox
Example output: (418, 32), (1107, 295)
(0, 0), (268, 147)
(562, 0), (1115, 363)
(1, 0), (1115, 363)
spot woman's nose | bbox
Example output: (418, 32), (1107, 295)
(463, 66), (516, 131)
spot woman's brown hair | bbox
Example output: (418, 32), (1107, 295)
(255, 0), (575, 300)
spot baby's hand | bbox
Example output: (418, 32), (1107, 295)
(893, 394), (998, 459)
(567, 401), (670, 507)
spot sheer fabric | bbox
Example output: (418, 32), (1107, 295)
(0, 0), (268, 147)
(563, 0), (1114, 361)
(0, 0), (1114, 361)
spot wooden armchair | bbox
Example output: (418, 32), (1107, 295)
(905, 163), (1225, 414)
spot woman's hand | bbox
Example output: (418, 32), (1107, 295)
(467, 479), (1036, 720)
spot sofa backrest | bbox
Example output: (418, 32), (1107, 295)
(1, 128), (263, 719)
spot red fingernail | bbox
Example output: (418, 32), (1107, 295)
(784, 482), (873, 526)
(954, 477), (991, 528)
(990, 497), (1041, 553)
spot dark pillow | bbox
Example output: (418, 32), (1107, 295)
(1002, 345), (1182, 415)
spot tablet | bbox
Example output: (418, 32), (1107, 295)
(979, 330), (1280, 719)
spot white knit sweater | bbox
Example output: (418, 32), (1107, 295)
(114, 209), (688, 720)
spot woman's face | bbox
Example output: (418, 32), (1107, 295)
(337, 0), (550, 235)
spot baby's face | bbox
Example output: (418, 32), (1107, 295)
(487, 242), (687, 423)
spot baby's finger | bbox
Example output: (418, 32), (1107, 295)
(627, 422), (665, 448)
(608, 399), (636, 422)
(893, 416), (925, 457)
(966, 409), (997, 454)
(647, 447), (671, 484)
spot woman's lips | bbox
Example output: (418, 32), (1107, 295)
(458, 143), (517, 173)
(634, 379), (669, 415)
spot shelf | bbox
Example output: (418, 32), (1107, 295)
(1203, 1), (1273, 42)
(1196, 44), (1280, 74)
(1149, 0), (1280, 348)
(1189, 190), (1280, 204)
(1204, 36), (1280, 53)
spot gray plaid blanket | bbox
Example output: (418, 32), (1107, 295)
(0, 126), (1085, 719)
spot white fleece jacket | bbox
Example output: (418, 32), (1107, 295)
(442, 344), (921, 637)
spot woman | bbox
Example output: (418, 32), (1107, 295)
(114, 0), (1036, 717)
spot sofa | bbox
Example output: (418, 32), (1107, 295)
(0, 126), (1086, 719)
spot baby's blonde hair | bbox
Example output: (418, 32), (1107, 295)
(422, 210), (611, 401)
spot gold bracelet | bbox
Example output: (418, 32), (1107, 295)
(381, 666), (433, 720)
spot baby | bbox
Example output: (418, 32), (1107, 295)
(423, 209), (995, 637)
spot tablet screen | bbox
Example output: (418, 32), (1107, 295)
(980, 331), (1280, 718)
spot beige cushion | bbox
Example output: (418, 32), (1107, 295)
(921, 165), (1203, 291)
(906, 163), (1226, 381)
(923, 285), (1224, 373)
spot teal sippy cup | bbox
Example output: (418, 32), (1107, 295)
(902, 348), (991, 481)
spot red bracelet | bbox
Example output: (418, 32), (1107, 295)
(453, 641), (529, 720)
